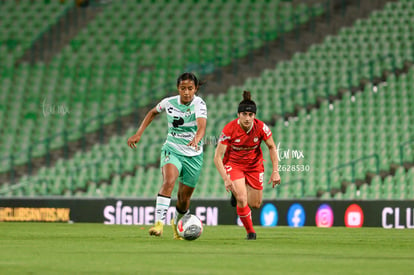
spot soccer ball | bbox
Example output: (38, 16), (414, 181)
(176, 214), (203, 241)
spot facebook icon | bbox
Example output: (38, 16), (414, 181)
(287, 203), (306, 227)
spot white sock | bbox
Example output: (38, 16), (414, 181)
(155, 195), (171, 225)
(175, 208), (189, 223)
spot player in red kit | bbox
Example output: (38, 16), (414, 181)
(214, 91), (281, 240)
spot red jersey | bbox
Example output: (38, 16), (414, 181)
(219, 118), (272, 168)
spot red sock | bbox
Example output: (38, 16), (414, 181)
(237, 205), (255, 234)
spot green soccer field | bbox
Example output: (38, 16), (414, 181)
(1, 223), (413, 275)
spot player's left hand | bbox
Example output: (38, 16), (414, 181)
(187, 138), (199, 151)
(268, 171), (281, 188)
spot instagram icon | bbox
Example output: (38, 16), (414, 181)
(315, 204), (334, 227)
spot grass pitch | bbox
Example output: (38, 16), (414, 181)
(1, 223), (413, 275)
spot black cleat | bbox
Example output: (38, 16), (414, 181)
(246, 233), (257, 240)
(230, 192), (237, 207)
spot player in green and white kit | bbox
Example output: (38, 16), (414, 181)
(127, 72), (207, 239)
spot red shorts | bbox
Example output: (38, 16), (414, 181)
(224, 163), (264, 190)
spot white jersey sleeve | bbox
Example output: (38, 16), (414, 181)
(156, 98), (168, 113)
(195, 98), (208, 119)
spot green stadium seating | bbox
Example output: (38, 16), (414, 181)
(2, 0), (414, 200)
(0, 0), (323, 175)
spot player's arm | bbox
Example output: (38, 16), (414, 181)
(264, 137), (281, 187)
(214, 143), (233, 192)
(187, 117), (207, 150)
(127, 107), (159, 149)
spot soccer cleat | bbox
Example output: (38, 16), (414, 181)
(148, 221), (164, 237)
(230, 192), (237, 207)
(171, 218), (184, 240)
(246, 233), (257, 240)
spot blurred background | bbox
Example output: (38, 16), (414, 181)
(0, 0), (413, 201)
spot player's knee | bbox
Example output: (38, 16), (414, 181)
(163, 178), (175, 186)
(236, 195), (248, 206)
(250, 201), (262, 209)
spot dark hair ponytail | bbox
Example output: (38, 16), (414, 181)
(243, 90), (252, 101)
(238, 90), (257, 113)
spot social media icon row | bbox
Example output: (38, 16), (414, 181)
(259, 203), (364, 227)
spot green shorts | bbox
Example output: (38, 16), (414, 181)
(160, 150), (203, 188)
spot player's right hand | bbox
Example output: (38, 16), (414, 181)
(127, 134), (141, 149)
(224, 177), (234, 193)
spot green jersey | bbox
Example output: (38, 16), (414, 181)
(156, 95), (207, 156)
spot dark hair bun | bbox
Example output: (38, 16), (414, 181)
(243, 91), (251, 101)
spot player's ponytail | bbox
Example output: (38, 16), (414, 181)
(238, 90), (257, 114)
(243, 90), (252, 101)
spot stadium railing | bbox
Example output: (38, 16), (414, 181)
(400, 139), (414, 166)
(279, 53), (398, 116)
(193, 1), (329, 78)
(0, 153), (122, 196)
(326, 154), (380, 190)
